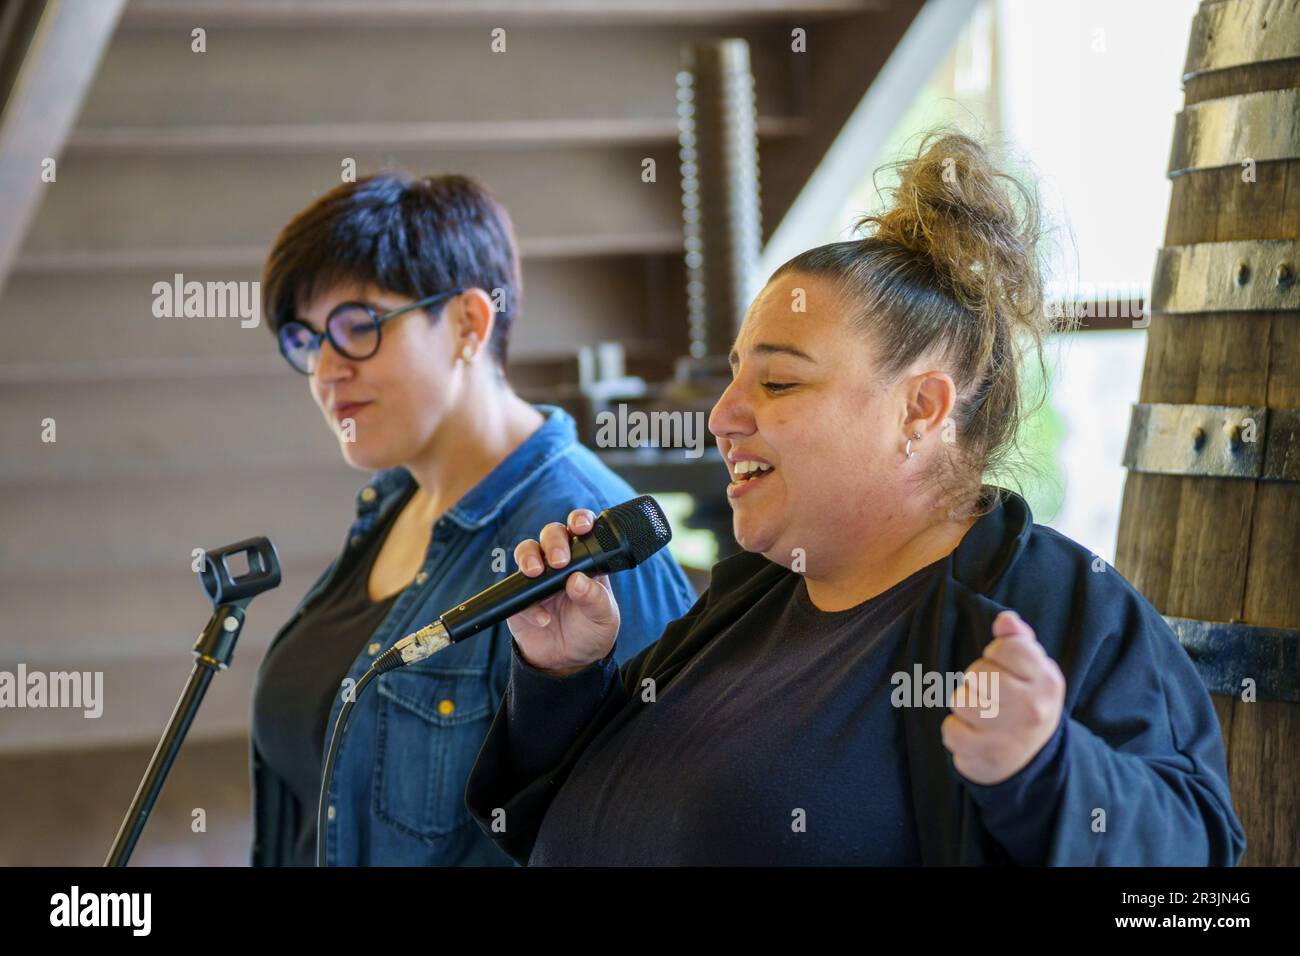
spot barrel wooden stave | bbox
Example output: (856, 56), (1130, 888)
(1115, 0), (1300, 865)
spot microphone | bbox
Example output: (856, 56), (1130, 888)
(377, 495), (672, 670)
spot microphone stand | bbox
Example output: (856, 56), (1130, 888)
(104, 537), (281, 867)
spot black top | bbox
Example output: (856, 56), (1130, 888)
(467, 488), (1246, 866)
(250, 482), (416, 866)
(515, 556), (945, 864)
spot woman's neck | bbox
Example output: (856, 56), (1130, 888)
(803, 508), (979, 613)
(403, 378), (545, 523)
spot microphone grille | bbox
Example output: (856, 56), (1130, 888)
(602, 495), (672, 567)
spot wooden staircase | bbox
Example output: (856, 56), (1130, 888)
(0, 0), (939, 752)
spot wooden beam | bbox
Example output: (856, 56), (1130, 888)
(11, 232), (684, 274)
(0, 0), (125, 298)
(121, 0), (887, 29)
(66, 116), (811, 156)
(0, 1), (46, 116)
(759, 0), (980, 276)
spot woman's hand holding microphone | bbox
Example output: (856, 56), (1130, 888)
(508, 509), (622, 676)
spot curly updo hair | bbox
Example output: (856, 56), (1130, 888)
(771, 129), (1063, 516)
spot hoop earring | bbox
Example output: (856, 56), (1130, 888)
(905, 430), (921, 460)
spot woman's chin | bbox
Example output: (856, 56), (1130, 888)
(733, 518), (778, 557)
(339, 441), (392, 472)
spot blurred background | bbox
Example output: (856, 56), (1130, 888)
(0, 0), (1200, 864)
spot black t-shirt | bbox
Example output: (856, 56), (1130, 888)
(251, 482), (417, 866)
(526, 555), (946, 864)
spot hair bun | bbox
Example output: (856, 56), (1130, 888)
(854, 130), (1047, 340)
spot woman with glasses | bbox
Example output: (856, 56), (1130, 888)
(463, 132), (1246, 866)
(250, 171), (696, 866)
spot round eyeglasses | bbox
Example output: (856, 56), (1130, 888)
(276, 288), (466, 375)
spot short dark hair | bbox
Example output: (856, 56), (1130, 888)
(262, 171), (521, 367)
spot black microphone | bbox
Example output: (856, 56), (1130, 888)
(376, 495), (672, 670)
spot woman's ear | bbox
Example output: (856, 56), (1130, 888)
(454, 288), (497, 356)
(903, 369), (958, 440)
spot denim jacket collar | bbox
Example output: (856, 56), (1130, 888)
(349, 404), (579, 534)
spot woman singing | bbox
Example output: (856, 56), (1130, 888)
(463, 132), (1246, 865)
(249, 172), (696, 866)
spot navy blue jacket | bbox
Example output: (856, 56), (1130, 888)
(466, 487), (1247, 865)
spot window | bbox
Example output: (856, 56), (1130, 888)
(804, 0), (1200, 561)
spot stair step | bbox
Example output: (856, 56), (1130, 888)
(0, 554), (341, 662)
(0, 468), (364, 576)
(0, 650), (266, 754)
(1, 256), (678, 365)
(67, 116), (808, 156)
(21, 146), (685, 257)
(0, 370), (340, 483)
(123, 0), (883, 28)
(79, 22), (793, 128)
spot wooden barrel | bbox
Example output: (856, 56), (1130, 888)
(1115, 0), (1300, 866)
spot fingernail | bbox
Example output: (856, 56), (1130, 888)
(525, 557), (542, 574)
(549, 548), (567, 565)
(572, 572), (589, 595)
(577, 514), (592, 528)
(536, 610), (551, 627)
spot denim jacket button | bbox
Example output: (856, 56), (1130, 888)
(360, 487), (378, 503)
(367, 641), (381, 656)
(327, 805), (336, 821)
(414, 571), (429, 585)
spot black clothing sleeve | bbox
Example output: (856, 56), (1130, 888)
(465, 587), (713, 864)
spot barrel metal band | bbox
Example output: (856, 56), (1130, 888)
(1169, 88), (1300, 174)
(1183, 0), (1300, 78)
(1123, 403), (1300, 481)
(1165, 616), (1300, 702)
(1151, 239), (1299, 313)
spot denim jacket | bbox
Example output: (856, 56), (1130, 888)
(249, 404), (697, 866)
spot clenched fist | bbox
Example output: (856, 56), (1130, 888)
(941, 609), (1066, 786)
